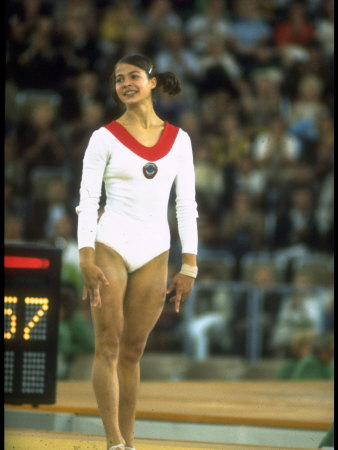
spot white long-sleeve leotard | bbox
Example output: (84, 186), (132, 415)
(76, 120), (198, 272)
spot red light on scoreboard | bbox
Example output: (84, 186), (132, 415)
(4, 256), (50, 270)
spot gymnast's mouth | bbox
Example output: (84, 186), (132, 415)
(124, 90), (138, 97)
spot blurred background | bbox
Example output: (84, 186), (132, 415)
(5, 0), (334, 382)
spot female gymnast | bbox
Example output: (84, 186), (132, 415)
(76, 54), (198, 450)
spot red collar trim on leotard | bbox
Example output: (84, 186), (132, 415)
(104, 120), (179, 162)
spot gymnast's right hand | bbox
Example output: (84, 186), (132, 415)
(80, 261), (109, 308)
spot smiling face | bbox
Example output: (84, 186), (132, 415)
(114, 63), (157, 106)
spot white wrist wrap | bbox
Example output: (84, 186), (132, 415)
(180, 263), (198, 278)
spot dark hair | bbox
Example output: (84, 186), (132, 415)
(111, 54), (181, 105)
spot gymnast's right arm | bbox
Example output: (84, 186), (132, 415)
(75, 130), (110, 308)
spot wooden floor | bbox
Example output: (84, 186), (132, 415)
(4, 428), (321, 450)
(5, 380), (333, 431)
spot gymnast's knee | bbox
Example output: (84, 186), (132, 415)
(119, 338), (147, 366)
(94, 329), (122, 363)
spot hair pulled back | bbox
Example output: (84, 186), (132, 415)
(156, 71), (181, 95)
(111, 54), (181, 105)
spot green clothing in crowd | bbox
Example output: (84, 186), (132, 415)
(290, 354), (334, 380)
(277, 354), (334, 380)
(318, 422), (334, 448)
(276, 358), (299, 380)
(58, 311), (95, 378)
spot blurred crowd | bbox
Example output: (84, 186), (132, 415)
(5, 0), (334, 369)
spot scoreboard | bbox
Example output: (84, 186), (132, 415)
(4, 243), (62, 405)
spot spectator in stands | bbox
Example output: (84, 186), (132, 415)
(7, 11), (67, 90)
(251, 115), (302, 170)
(120, 22), (153, 61)
(4, 135), (26, 195)
(58, 283), (95, 380)
(271, 273), (325, 356)
(265, 160), (317, 220)
(151, 86), (188, 125)
(150, 27), (197, 122)
(66, 101), (107, 199)
(143, 0), (183, 54)
(252, 113), (301, 189)
(5, 81), (19, 137)
(215, 112), (251, 163)
(232, 155), (267, 208)
(54, 0), (100, 75)
(4, 214), (25, 244)
(194, 139), (225, 216)
(276, 330), (316, 379)
(16, 0), (55, 31)
(291, 332), (334, 380)
(185, 0), (232, 55)
(250, 262), (284, 357)
(254, 263), (286, 357)
(17, 101), (67, 184)
(154, 28), (200, 100)
(6, 1), (30, 88)
(45, 178), (75, 239)
(321, 290), (334, 333)
(199, 85), (241, 136)
(70, 99), (107, 140)
(210, 112), (251, 205)
(274, 1), (315, 47)
(315, 0), (334, 61)
(250, 114), (302, 211)
(197, 213), (223, 253)
(98, 0), (141, 50)
(288, 74), (329, 149)
(269, 187), (319, 250)
(292, 40), (333, 106)
(315, 172), (333, 253)
(178, 110), (203, 147)
(198, 34), (243, 98)
(219, 189), (266, 258)
(186, 267), (233, 359)
(25, 176), (74, 242)
(52, 213), (83, 298)
(240, 68), (290, 134)
(4, 179), (27, 220)
(99, 0), (151, 59)
(144, 0), (183, 31)
(60, 70), (107, 124)
(312, 112), (334, 177)
(231, 262), (280, 357)
(229, 0), (274, 76)
(146, 261), (183, 352)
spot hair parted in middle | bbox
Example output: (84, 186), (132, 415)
(111, 54), (181, 106)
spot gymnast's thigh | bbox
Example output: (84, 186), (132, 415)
(90, 242), (128, 340)
(121, 250), (169, 344)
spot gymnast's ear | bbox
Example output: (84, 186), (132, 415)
(150, 75), (157, 90)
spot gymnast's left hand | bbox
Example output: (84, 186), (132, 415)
(81, 262), (109, 308)
(166, 273), (195, 313)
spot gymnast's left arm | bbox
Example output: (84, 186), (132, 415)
(167, 131), (199, 313)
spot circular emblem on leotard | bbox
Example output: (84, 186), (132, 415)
(143, 162), (158, 179)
